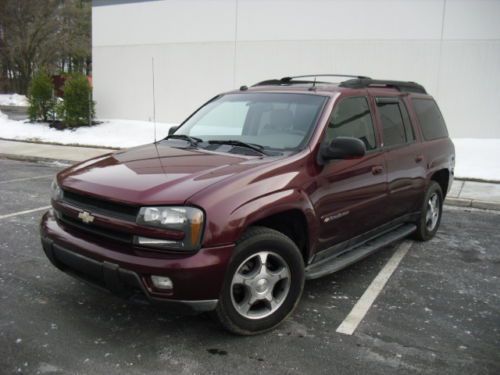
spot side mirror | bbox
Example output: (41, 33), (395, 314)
(168, 126), (178, 136)
(318, 137), (366, 164)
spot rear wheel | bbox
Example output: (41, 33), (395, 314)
(414, 181), (443, 241)
(215, 227), (304, 335)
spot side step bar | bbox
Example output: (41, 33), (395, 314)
(305, 224), (416, 280)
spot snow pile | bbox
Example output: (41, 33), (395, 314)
(453, 138), (500, 182)
(0, 113), (175, 148)
(0, 94), (28, 107)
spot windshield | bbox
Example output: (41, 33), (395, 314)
(173, 93), (328, 152)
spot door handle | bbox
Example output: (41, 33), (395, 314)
(371, 165), (384, 175)
(415, 155), (424, 163)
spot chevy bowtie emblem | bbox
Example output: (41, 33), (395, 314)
(78, 211), (95, 224)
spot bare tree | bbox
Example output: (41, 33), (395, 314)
(58, 0), (91, 75)
(0, 0), (91, 94)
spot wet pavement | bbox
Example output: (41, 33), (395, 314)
(0, 158), (498, 375)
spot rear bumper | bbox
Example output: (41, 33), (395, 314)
(40, 210), (235, 312)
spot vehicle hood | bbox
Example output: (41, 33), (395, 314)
(58, 142), (276, 206)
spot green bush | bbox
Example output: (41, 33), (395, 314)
(28, 71), (54, 122)
(54, 99), (65, 123)
(62, 73), (94, 127)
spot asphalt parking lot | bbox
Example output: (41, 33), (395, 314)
(0, 158), (499, 375)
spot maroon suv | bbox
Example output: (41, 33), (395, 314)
(41, 74), (455, 335)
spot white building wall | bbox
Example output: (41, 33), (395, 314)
(92, 0), (500, 138)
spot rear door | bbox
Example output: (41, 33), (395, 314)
(374, 95), (426, 219)
(312, 95), (388, 251)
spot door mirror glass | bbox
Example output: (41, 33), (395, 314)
(319, 136), (366, 163)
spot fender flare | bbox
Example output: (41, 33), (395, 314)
(222, 188), (319, 261)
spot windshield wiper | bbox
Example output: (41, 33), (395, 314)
(165, 134), (203, 147)
(208, 140), (270, 156)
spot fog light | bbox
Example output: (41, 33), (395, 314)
(151, 275), (173, 290)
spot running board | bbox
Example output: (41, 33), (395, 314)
(305, 224), (416, 279)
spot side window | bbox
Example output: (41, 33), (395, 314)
(376, 98), (412, 147)
(412, 98), (448, 140)
(326, 97), (377, 150)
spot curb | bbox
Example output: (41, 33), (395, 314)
(454, 177), (500, 184)
(0, 153), (75, 165)
(0, 137), (119, 150)
(445, 197), (500, 212)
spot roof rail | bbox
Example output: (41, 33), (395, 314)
(252, 74), (370, 87)
(282, 74), (371, 81)
(339, 78), (427, 94)
(251, 75), (427, 94)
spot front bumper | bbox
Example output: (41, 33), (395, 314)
(40, 210), (234, 312)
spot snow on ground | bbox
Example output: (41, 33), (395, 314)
(0, 110), (498, 181)
(0, 94), (28, 106)
(453, 138), (500, 182)
(0, 112), (175, 148)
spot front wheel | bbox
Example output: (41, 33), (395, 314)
(414, 181), (443, 241)
(215, 227), (305, 335)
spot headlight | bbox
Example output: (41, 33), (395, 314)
(136, 206), (204, 251)
(50, 179), (63, 201)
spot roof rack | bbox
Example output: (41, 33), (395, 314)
(252, 74), (427, 94)
(339, 78), (427, 94)
(252, 74), (370, 87)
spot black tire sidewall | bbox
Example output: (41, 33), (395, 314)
(217, 229), (305, 334)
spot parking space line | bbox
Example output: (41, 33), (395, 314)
(0, 174), (54, 184)
(336, 241), (412, 335)
(0, 206), (51, 220)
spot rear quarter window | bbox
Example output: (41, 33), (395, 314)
(412, 98), (448, 140)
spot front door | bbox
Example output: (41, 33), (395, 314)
(311, 96), (388, 253)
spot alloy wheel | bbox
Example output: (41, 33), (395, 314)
(426, 192), (440, 231)
(230, 251), (291, 320)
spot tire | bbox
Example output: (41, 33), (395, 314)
(215, 226), (305, 335)
(414, 181), (443, 241)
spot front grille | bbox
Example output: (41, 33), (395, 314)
(62, 189), (139, 222)
(59, 213), (133, 244)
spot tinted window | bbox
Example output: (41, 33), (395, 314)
(413, 98), (448, 140)
(377, 99), (410, 147)
(326, 97), (376, 150)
